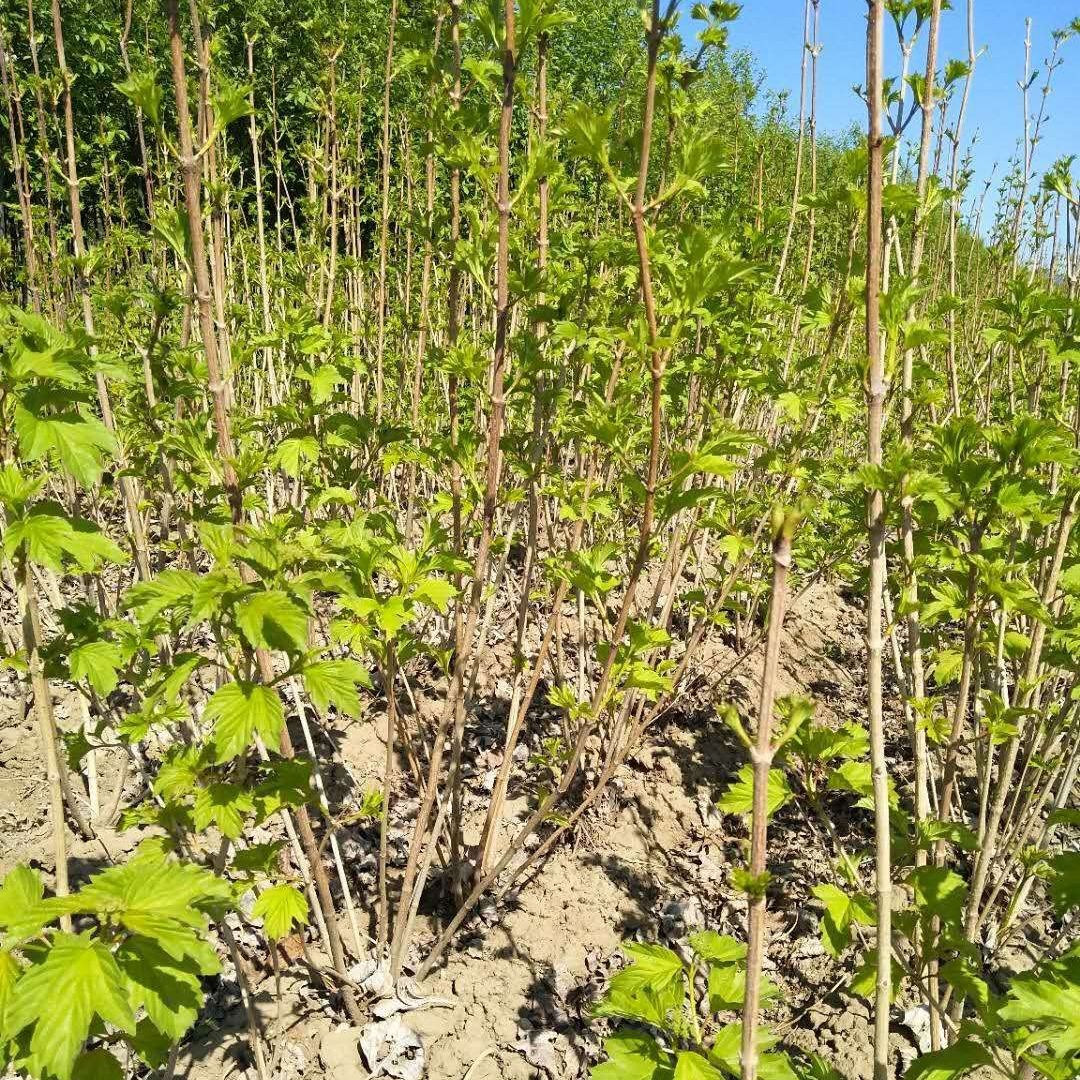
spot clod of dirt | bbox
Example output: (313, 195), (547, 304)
(660, 896), (705, 938)
(320, 1025), (370, 1080)
(514, 1020), (563, 1075)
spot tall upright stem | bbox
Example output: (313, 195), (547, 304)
(50, 0), (152, 582)
(166, 0), (360, 1021)
(945, 0), (976, 416)
(864, 4), (891, 1078)
(477, 22), (550, 881)
(26, 0), (60, 291)
(773, 0), (811, 295)
(415, 0), (676, 982)
(119, 0), (154, 218)
(906, 45), (941, 1005)
(903, 0), (940, 880)
(17, 556), (69, 925)
(247, 37), (278, 405)
(166, 0), (240, 517)
(322, 47), (342, 329)
(445, 0), (467, 903)
(374, 0), (399, 421)
(452, 0), (518, 895)
(592, 0), (674, 710)
(740, 529), (792, 1080)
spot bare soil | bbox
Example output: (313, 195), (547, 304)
(0, 581), (958, 1080)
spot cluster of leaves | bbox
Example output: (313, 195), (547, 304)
(0, 844), (231, 1080)
(591, 931), (811, 1080)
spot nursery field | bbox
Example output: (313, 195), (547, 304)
(0, 0), (1077, 1079)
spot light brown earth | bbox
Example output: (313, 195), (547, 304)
(2, 581), (1026, 1080)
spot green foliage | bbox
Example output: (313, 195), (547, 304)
(717, 765), (792, 817)
(903, 1041), (992, 1080)
(0, 848), (230, 1080)
(998, 947), (1080, 1062)
(204, 681), (285, 762)
(811, 883), (875, 958)
(251, 884), (309, 940)
(590, 932), (798, 1079)
(4, 934), (135, 1080)
(2, 503), (127, 575)
(303, 658), (372, 717)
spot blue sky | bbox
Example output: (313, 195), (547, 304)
(679, 2), (1080, 228)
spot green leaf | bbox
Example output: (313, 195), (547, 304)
(210, 76), (253, 132)
(624, 660), (673, 700)
(307, 364), (340, 404)
(252, 883), (308, 940)
(4, 505), (127, 573)
(717, 765), (792, 817)
(252, 758), (314, 819)
(849, 949), (904, 1003)
(706, 965), (777, 1014)
(115, 69), (162, 124)
(232, 841), (287, 876)
(271, 436), (320, 477)
(796, 1054), (844, 1080)
(375, 595), (411, 636)
(1048, 851), (1080, 914)
(303, 659), (371, 718)
(235, 590), (310, 653)
(811, 883), (875, 958)
(938, 957), (989, 1010)
(152, 749), (202, 801)
(69, 640), (124, 697)
(789, 721), (867, 763)
(707, 1022), (778, 1073)
(562, 101), (612, 163)
(688, 931), (745, 964)
(0, 866), (44, 931)
(909, 865), (968, 930)
(149, 653), (206, 704)
(593, 943), (686, 1028)
(151, 207), (192, 266)
(77, 844), (230, 946)
(916, 819), (979, 852)
(4, 932), (136, 1080)
(205, 681), (284, 762)
(999, 972), (1080, 1056)
(71, 1049), (123, 1080)
(931, 649), (963, 685)
(411, 575), (457, 613)
(706, 962), (745, 1011)
(759, 1054), (799, 1080)
(117, 936), (204, 1040)
(674, 1052), (724, 1079)
(904, 1040), (993, 1080)
(124, 569), (200, 621)
(14, 403), (116, 487)
(0, 865), (69, 940)
(0, 464), (43, 512)
(592, 1029), (674, 1080)
(193, 783), (255, 839)
(826, 759), (897, 809)
(63, 727), (93, 772)
(125, 1018), (173, 1069)
(0, 949), (20, 1029)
